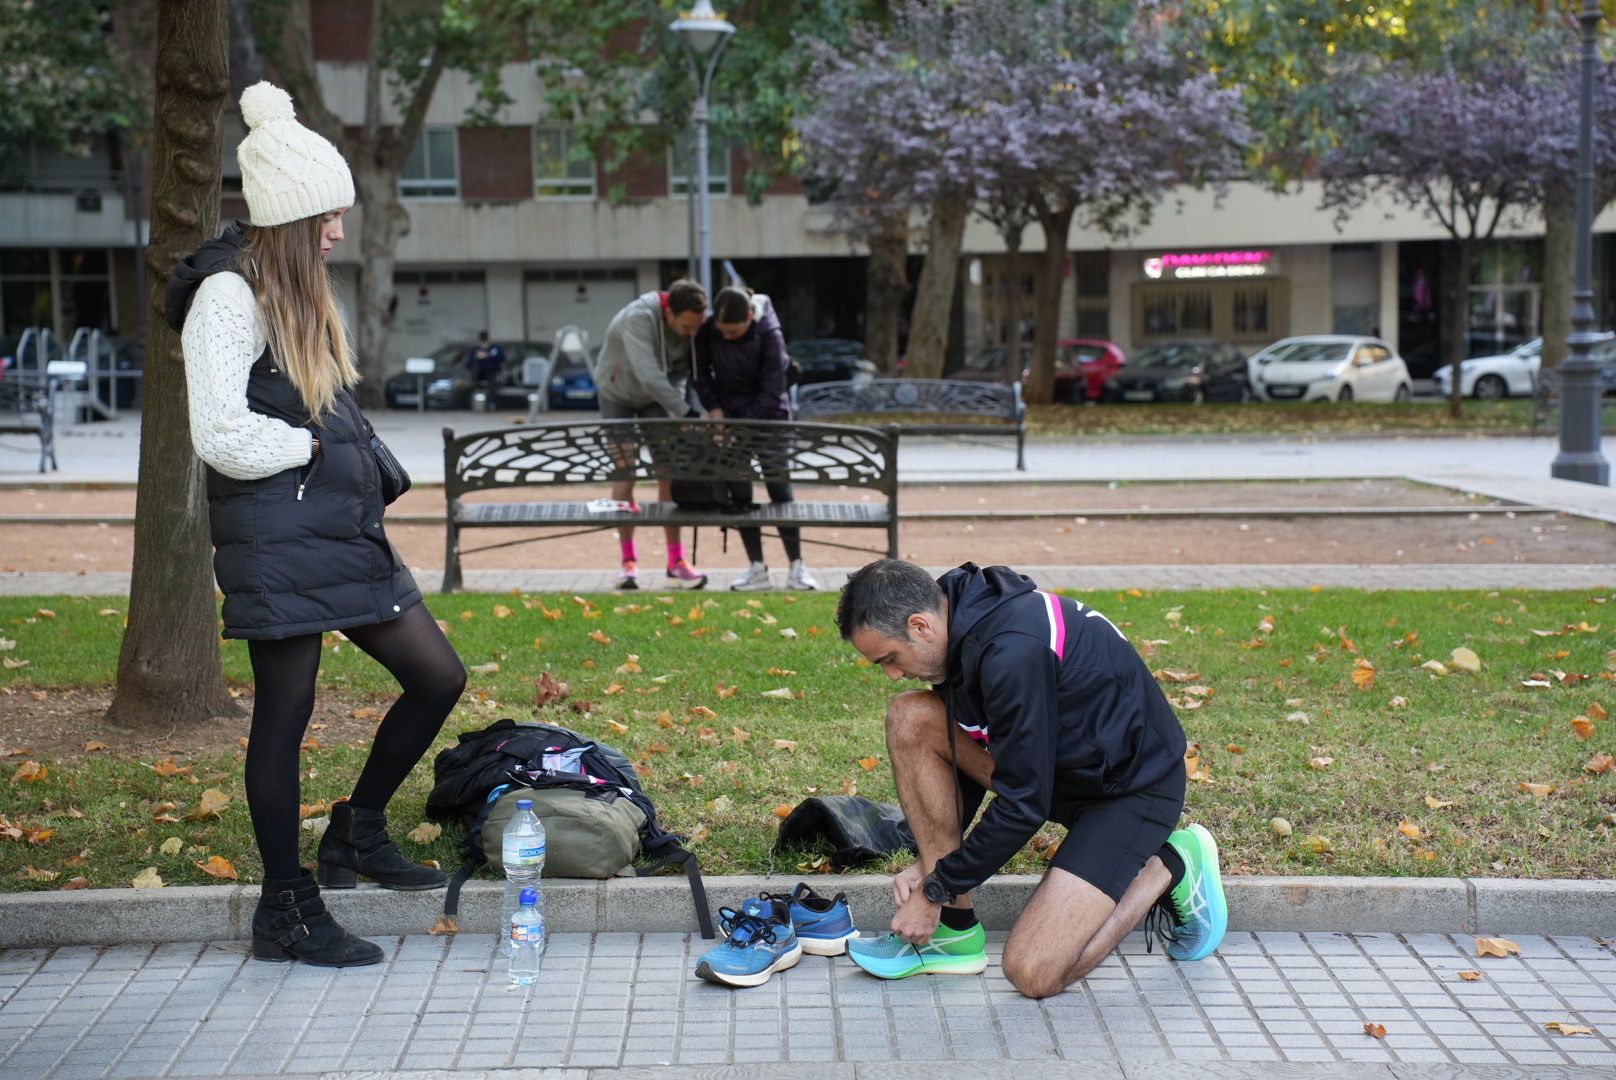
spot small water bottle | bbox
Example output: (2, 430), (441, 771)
(507, 886), (544, 984)
(499, 799), (545, 957)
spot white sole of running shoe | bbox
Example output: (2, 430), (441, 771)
(695, 942), (802, 987)
(849, 951), (988, 979)
(798, 929), (859, 956)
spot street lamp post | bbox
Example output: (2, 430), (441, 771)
(671, 0), (735, 298)
(1552, 0), (1612, 486)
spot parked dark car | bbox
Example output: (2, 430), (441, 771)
(384, 340), (550, 410)
(952, 343), (1031, 383)
(544, 345), (600, 410)
(1102, 341), (1251, 403)
(1055, 339), (1127, 402)
(791, 338), (877, 386)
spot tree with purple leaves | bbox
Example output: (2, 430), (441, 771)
(1316, 13), (1610, 418)
(799, 2), (1250, 397)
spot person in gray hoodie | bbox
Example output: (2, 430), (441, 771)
(593, 279), (709, 589)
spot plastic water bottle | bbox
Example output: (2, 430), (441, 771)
(499, 799), (545, 957)
(507, 886), (544, 984)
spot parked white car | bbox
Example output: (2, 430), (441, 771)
(1431, 339), (1541, 400)
(1247, 335), (1413, 403)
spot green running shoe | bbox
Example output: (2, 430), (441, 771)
(846, 921), (987, 979)
(1156, 823), (1227, 962)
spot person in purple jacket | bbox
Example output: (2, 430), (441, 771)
(694, 287), (819, 591)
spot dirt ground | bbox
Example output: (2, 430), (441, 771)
(0, 478), (1609, 573)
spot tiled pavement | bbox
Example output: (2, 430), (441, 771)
(4, 930), (1616, 1078)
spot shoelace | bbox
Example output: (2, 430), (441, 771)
(717, 908), (782, 948)
(1143, 897), (1180, 955)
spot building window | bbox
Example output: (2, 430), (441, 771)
(1136, 280), (1286, 344)
(669, 132), (729, 196)
(400, 128), (459, 199)
(534, 126), (595, 199)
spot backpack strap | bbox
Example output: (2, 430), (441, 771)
(637, 837), (715, 940)
(443, 855), (481, 919)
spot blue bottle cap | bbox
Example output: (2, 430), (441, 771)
(517, 798), (532, 810)
(520, 887), (538, 905)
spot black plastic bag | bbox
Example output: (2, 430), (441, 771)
(775, 795), (916, 869)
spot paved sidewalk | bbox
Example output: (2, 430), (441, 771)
(4, 929), (1616, 1078)
(3, 562), (1614, 598)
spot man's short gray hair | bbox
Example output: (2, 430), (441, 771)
(836, 559), (943, 642)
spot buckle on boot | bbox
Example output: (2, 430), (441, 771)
(272, 888), (300, 906)
(279, 922), (311, 946)
(269, 904), (306, 929)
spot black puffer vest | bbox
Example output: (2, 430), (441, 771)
(167, 226), (421, 640)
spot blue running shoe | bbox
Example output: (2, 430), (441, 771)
(1148, 823), (1228, 962)
(761, 883), (858, 956)
(695, 901), (802, 988)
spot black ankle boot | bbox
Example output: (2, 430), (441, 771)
(316, 803), (448, 891)
(251, 871), (384, 967)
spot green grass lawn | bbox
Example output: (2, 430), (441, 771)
(2, 586), (1613, 891)
(1018, 399), (1616, 437)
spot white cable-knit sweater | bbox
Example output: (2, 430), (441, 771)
(181, 271), (315, 481)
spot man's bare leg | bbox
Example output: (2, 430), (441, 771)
(885, 690), (994, 909)
(1000, 856), (1172, 999)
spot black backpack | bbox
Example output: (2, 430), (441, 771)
(426, 718), (714, 938)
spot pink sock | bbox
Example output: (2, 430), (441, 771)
(620, 539), (637, 563)
(667, 542), (685, 565)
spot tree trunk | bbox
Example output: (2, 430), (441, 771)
(999, 227), (1024, 385)
(106, 0), (241, 730)
(864, 212), (910, 374)
(1541, 194), (1573, 373)
(352, 163), (410, 409)
(1027, 200), (1076, 406)
(1446, 236), (1475, 420)
(903, 193), (968, 380)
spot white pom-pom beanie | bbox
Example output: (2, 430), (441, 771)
(237, 82), (355, 227)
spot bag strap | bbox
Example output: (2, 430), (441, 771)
(637, 839), (715, 940)
(443, 852), (482, 919)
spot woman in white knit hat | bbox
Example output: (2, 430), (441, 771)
(165, 82), (466, 968)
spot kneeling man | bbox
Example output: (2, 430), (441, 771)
(835, 559), (1226, 998)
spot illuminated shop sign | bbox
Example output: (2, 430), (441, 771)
(1143, 250), (1274, 280)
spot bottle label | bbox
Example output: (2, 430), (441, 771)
(510, 920), (544, 944)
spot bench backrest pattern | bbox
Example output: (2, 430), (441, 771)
(795, 378), (1022, 420)
(444, 418), (897, 499)
(0, 377), (50, 419)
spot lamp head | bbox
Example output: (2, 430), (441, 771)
(671, 0), (735, 57)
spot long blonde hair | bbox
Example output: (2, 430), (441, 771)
(240, 215), (357, 420)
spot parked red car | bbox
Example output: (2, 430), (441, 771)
(1055, 339), (1127, 403)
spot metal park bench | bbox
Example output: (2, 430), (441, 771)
(792, 378), (1026, 470)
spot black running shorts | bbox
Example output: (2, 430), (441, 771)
(954, 765), (1187, 905)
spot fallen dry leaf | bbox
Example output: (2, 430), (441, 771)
(82, 741), (108, 753)
(1308, 756), (1333, 770)
(1351, 658), (1377, 691)
(731, 726), (751, 742)
(1574, 716), (1597, 740)
(1545, 1021), (1595, 1036)
(656, 710), (675, 729)
(688, 824), (710, 844)
(773, 804), (794, 819)
(1476, 936), (1521, 958)
(603, 682), (625, 696)
(11, 761), (47, 783)
(1363, 1022), (1387, 1039)
(1520, 782), (1558, 799)
(607, 719), (630, 736)
(131, 867), (165, 889)
(690, 706), (718, 720)
(468, 662), (500, 676)
(60, 876), (89, 891)
(1305, 834), (1333, 854)
(1422, 660), (1449, 677)
(1270, 817), (1293, 838)
(1456, 970), (1482, 981)
(429, 914), (459, 936)
(194, 855), (238, 880)
(150, 761), (189, 777)
(1397, 820), (1423, 840)
(589, 630), (612, 645)
(858, 756), (881, 771)
(159, 837), (183, 856)
(761, 687), (795, 700)
(1585, 752), (1615, 775)
(1389, 695), (1409, 709)
(407, 822), (443, 843)
(1592, 702), (1610, 722)
(18, 865), (57, 882)
(493, 604), (513, 619)
(1425, 796), (1455, 810)
(715, 684), (738, 699)
(767, 667), (798, 676)
(183, 788), (230, 822)
(773, 739), (798, 752)
(1450, 646), (1482, 673)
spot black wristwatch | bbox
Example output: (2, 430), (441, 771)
(922, 869), (955, 906)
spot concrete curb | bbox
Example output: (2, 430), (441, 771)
(4, 873), (1615, 948)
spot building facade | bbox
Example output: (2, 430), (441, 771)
(5, 6), (1615, 382)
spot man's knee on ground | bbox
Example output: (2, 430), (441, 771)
(1003, 939), (1100, 1000)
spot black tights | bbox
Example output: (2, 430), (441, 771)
(729, 479), (802, 564)
(244, 603), (466, 879)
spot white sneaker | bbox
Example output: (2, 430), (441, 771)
(786, 560), (820, 591)
(731, 562), (772, 591)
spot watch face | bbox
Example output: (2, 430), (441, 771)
(924, 877), (948, 903)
